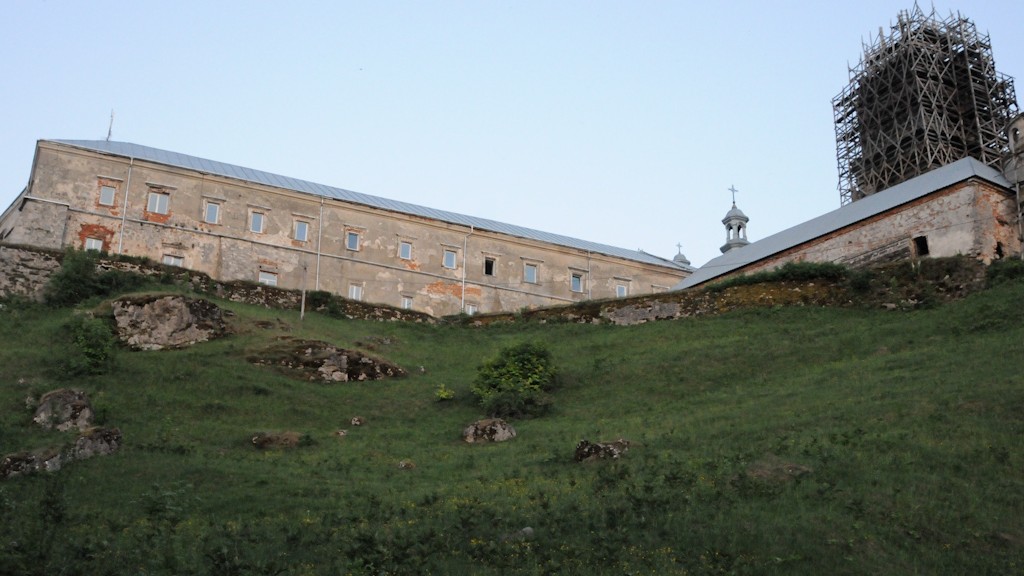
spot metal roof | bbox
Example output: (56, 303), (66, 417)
(48, 139), (684, 270)
(675, 157), (1012, 290)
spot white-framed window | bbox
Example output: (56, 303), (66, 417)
(250, 211), (265, 233)
(348, 284), (363, 301)
(484, 257), (495, 276)
(440, 249), (456, 268)
(99, 185), (117, 206)
(616, 284), (628, 298)
(524, 263), (538, 284)
(204, 201), (220, 224)
(571, 273), (584, 293)
(294, 220), (309, 242)
(442, 249), (457, 269)
(465, 304), (478, 315)
(84, 237), (104, 251)
(401, 296), (413, 310)
(346, 231), (361, 251)
(162, 254), (184, 267)
(147, 192), (170, 214)
(399, 241), (413, 260)
(257, 271), (278, 286)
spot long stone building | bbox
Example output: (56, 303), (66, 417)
(0, 139), (691, 315)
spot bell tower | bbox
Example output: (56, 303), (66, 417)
(720, 185), (750, 254)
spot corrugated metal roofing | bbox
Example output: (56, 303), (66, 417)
(49, 139), (683, 269)
(675, 157), (1012, 290)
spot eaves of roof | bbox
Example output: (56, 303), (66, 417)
(46, 139), (685, 270)
(674, 157), (1012, 290)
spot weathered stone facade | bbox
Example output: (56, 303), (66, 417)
(733, 180), (1020, 279)
(0, 244), (61, 300)
(0, 140), (689, 316)
(678, 159), (1021, 291)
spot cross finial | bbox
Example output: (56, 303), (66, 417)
(676, 242), (683, 254)
(728, 185), (738, 205)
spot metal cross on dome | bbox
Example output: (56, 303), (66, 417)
(728, 185), (738, 205)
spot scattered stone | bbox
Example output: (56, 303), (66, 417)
(398, 459), (416, 469)
(33, 388), (94, 432)
(334, 429), (348, 438)
(1, 428), (123, 480)
(112, 295), (229, 350)
(574, 438), (631, 462)
(251, 431), (304, 449)
(248, 338), (406, 382)
(463, 418), (517, 443)
(351, 416), (366, 426)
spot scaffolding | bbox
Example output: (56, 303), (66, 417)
(833, 6), (1018, 205)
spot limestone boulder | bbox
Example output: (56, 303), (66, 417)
(33, 388), (94, 431)
(71, 427), (123, 459)
(1, 427), (122, 480)
(112, 295), (228, 350)
(574, 438), (631, 462)
(463, 418), (517, 443)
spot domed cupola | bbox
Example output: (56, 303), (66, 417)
(720, 186), (750, 254)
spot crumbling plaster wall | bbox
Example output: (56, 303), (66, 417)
(9, 142), (687, 316)
(723, 181), (1019, 281)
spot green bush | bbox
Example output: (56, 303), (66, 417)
(986, 257), (1024, 286)
(44, 249), (103, 307)
(306, 290), (333, 309)
(708, 261), (849, 292)
(44, 249), (150, 307)
(471, 342), (556, 417)
(58, 315), (117, 375)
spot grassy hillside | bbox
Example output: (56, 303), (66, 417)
(1, 267), (1023, 574)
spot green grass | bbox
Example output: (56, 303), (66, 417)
(1, 277), (1023, 574)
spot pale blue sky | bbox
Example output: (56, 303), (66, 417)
(2, 1), (1021, 267)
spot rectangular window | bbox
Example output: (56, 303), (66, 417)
(204, 201), (220, 224)
(346, 231), (361, 251)
(257, 271), (277, 286)
(443, 249), (457, 269)
(913, 235), (929, 256)
(399, 241), (413, 260)
(571, 273), (583, 293)
(250, 212), (265, 233)
(616, 284), (628, 298)
(348, 284), (363, 301)
(466, 304), (478, 315)
(162, 254), (184, 267)
(401, 296), (413, 310)
(84, 237), (104, 251)
(99, 185), (116, 206)
(524, 263), (538, 284)
(484, 257), (495, 276)
(294, 221), (309, 242)
(147, 192), (170, 214)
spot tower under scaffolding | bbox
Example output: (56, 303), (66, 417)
(833, 6), (1018, 205)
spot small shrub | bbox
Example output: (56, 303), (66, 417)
(44, 249), (103, 307)
(306, 290), (333, 309)
(471, 342), (557, 417)
(57, 315), (117, 375)
(434, 384), (456, 402)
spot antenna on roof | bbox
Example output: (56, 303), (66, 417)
(106, 110), (114, 142)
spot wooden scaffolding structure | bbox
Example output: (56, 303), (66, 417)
(833, 6), (1018, 205)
